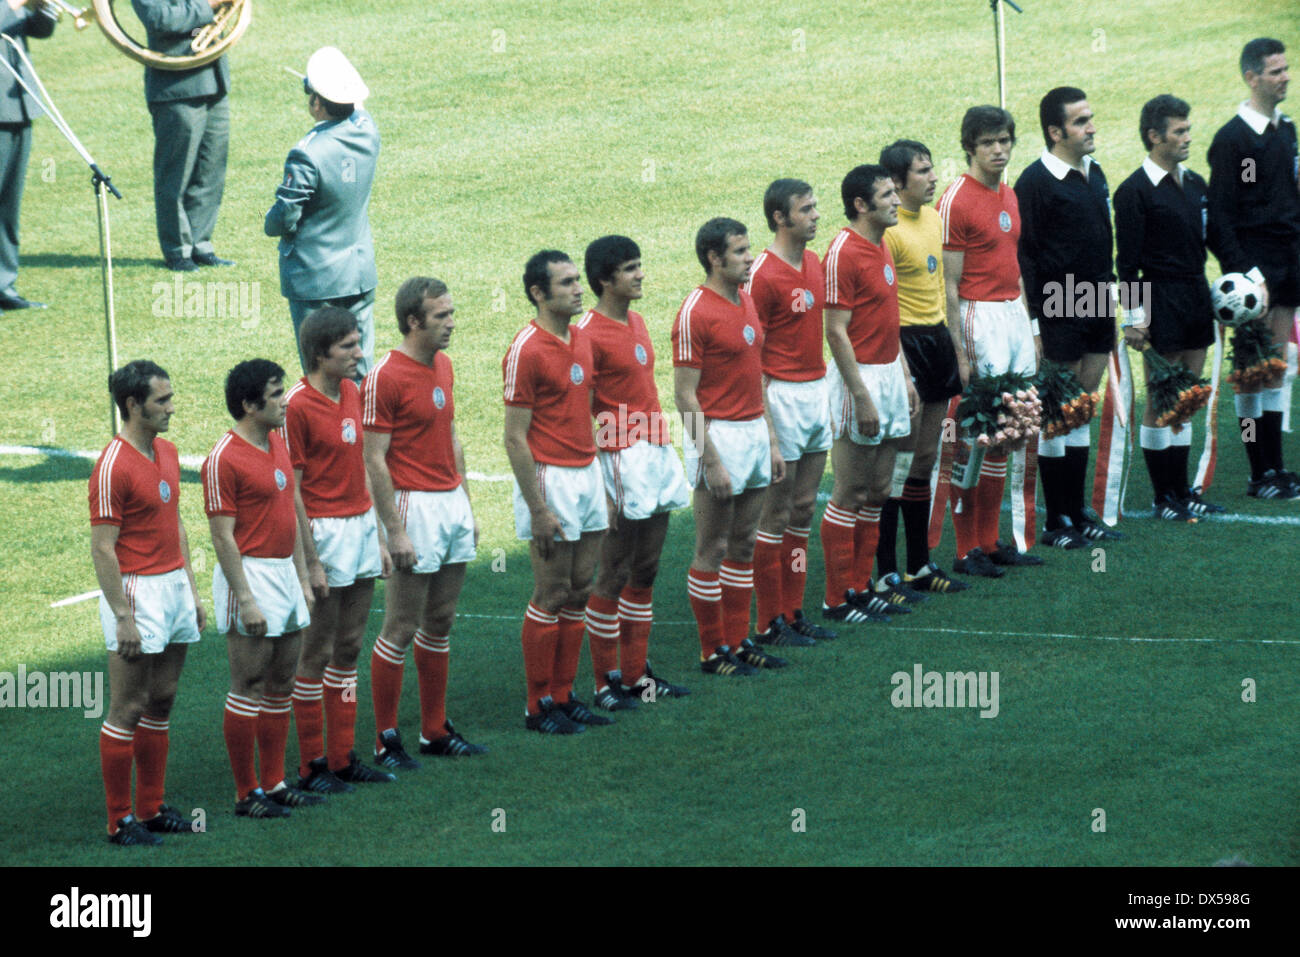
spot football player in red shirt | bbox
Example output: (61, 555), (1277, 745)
(92, 361), (206, 845)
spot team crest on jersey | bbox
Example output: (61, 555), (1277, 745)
(341, 418), (357, 444)
(743, 324), (756, 345)
(158, 480), (171, 503)
(570, 363), (584, 385)
(927, 255), (938, 274)
(884, 264), (895, 285)
(432, 387), (446, 410)
(998, 211), (1012, 232)
(634, 343), (648, 366)
(802, 289), (815, 310)
(274, 468), (287, 491)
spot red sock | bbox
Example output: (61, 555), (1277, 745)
(257, 694), (293, 791)
(719, 560), (753, 647)
(687, 568), (725, 658)
(133, 715), (169, 821)
(820, 503), (857, 605)
(618, 585), (653, 685)
(753, 531), (785, 630)
(975, 454), (1008, 553)
(370, 635), (405, 751)
(585, 593), (621, 688)
(950, 482), (979, 560)
(323, 666), (357, 771)
(292, 675), (324, 778)
(550, 607), (586, 703)
(413, 629), (449, 741)
(100, 721), (134, 833)
(853, 506), (882, 588)
(782, 525), (811, 617)
(521, 603), (558, 712)
(223, 693), (260, 799)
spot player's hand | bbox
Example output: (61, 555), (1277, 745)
(192, 592), (208, 633)
(1033, 334), (1043, 365)
(703, 460), (732, 501)
(906, 380), (921, 419)
(1122, 326), (1148, 350)
(388, 527), (417, 572)
(855, 394), (880, 438)
(239, 596), (268, 638)
(531, 507), (563, 561)
(770, 450), (787, 486)
(308, 560), (330, 601)
(956, 351), (971, 389)
(300, 577), (316, 618)
(605, 496), (620, 533)
(378, 543), (393, 578)
(115, 617), (143, 662)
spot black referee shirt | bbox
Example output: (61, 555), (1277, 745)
(1114, 161), (1215, 284)
(1015, 152), (1115, 321)
(1206, 109), (1300, 273)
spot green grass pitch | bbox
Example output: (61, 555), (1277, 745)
(1, 0), (1298, 867)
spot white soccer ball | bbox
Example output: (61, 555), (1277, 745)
(1210, 273), (1265, 323)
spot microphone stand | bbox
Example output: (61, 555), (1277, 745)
(2, 34), (123, 437)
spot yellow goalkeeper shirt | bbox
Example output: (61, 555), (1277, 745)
(884, 205), (946, 327)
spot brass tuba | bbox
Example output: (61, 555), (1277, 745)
(87, 0), (252, 71)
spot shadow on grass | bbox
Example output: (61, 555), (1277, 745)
(0, 449), (202, 485)
(23, 253), (166, 270)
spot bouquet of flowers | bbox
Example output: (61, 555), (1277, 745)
(1033, 360), (1098, 438)
(1142, 348), (1211, 428)
(1223, 313), (1286, 392)
(955, 371), (1042, 456)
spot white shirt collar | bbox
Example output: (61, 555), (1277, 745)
(1041, 148), (1095, 181)
(1142, 156), (1184, 187)
(1237, 101), (1287, 135)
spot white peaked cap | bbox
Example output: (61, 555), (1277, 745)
(306, 47), (369, 105)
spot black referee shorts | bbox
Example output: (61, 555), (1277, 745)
(1239, 236), (1300, 310)
(1146, 278), (1214, 354)
(900, 322), (962, 403)
(1040, 313), (1116, 362)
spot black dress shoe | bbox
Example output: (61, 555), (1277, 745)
(0, 290), (46, 310)
(192, 251), (235, 267)
(165, 257), (198, 272)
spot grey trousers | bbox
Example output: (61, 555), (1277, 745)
(149, 93), (229, 262)
(289, 288), (376, 382)
(0, 122), (32, 291)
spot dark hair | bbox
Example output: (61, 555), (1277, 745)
(523, 250), (573, 306)
(1241, 37), (1285, 77)
(310, 91), (353, 120)
(1040, 86), (1088, 148)
(694, 217), (747, 272)
(109, 359), (168, 420)
(841, 164), (891, 219)
(1138, 94), (1190, 150)
(394, 276), (450, 334)
(224, 359), (285, 421)
(299, 306), (358, 372)
(960, 106), (1016, 162)
(584, 235), (641, 296)
(763, 178), (813, 232)
(879, 140), (931, 186)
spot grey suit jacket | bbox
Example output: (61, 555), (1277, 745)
(265, 109), (380, 301)
(131, 0), (229, 103)
(0, 4), (55, 124)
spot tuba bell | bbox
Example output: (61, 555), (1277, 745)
(89, 0), (251, 71)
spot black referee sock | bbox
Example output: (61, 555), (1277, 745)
(1039, 453), (1067, 529)
(1064, 444), (1090, 525)
(1141, 446), (1168, 501)
(1260, 410), (1284, 473)
(900, 478), (932, 576)
(875, 497), (901, 577)
(1169, 444), (1191, 497)
(1238, 416), (1265, 481)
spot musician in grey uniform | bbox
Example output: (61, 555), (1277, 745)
(133, 0), (233, 271)
(0, 0), (55, 310)
(265, 47), (379, 380)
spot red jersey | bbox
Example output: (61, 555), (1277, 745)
(284, 377), (371, 518)
(576, 308), (671, 451)
(823, 227), (902, 364)
(89, 436), (183, 576)
(362, 350), (461, 492)
(745, 247), (826, 381)
(503, 321), (597, 467)
(672, 286), (765, 421)
(938, 173), (1022, 302)
(202, 430), (297, 559)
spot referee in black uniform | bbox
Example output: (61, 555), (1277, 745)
(1016, 86), (1122, 546)
(1207, 37), (1300, 500)
(1115, 95), (1226, 521)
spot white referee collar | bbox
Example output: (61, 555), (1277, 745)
(1041, 148), (1096, 181)
(1237, 101), (1289, 135)
(1142, 156), (1185, 188)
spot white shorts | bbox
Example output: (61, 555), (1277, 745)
(100, 568), (201, 654)
(513, 459), (609, 541)
(398, 486), (477, 574)
(683, 416), (772, 493)
(310, 510), (382, 588)
(599, 441), (690, 521)
(214, 556), (310, 638)
(958, 298), (1038, 378)
(766, 375), (833, 461)
(829, 354), (912, 446)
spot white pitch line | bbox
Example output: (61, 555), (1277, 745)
(50, 589), (102, 608)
